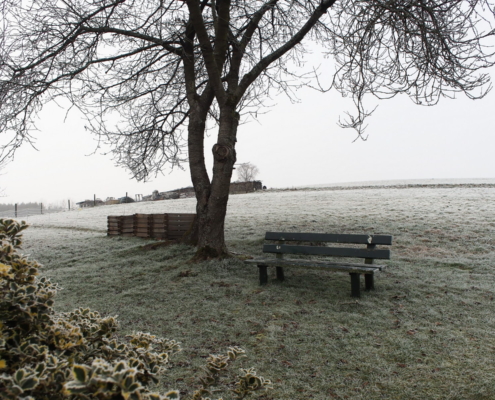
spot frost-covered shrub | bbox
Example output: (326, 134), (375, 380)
(0, 219), (271, 400)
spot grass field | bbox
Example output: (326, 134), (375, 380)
(20, 181), (495, 399)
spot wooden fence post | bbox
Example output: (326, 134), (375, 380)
(165, 213), (169, 240)
(148, 213), (153, 236)
(41, 203), (43, 215)
(15, 204), (17, 218)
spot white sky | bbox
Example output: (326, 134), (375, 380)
(2, 70), (495, 206)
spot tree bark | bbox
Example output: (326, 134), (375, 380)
(188, 105), (239, 260)
(182, 104), (209, 246)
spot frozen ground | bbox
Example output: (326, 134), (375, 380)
(17, 178), (495, 399)
(21, 178), (495, 242)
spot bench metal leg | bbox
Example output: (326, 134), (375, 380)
(276, 266), (285, 282)
(365, 273), (374, 291)
(350, 273), (361, 298)
(258, 265), (268, 285)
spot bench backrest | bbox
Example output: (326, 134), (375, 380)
(263, 232), (392, 260)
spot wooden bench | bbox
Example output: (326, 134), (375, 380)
(244, 232), (392, 297)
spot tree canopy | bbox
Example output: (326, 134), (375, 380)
(1, 0), (494, 256)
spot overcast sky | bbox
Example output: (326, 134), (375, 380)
(2, 68), (494, 206)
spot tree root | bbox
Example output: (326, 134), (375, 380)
(190, 245), (232, 262)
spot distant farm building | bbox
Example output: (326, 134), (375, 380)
(230, 180), (263, 194)
(77, 180), (263, 209)
(76, 199), (104, 208)
(159, 181), (263, 197)
(144, 182), (263, 200)
(119, 196), (135, 204)
(142, 189), (187, 201)
(105, 197), (120, 205)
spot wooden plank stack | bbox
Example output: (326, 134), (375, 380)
(107, 213), (196, 240)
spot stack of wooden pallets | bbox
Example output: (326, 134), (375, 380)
(107, 213), (195, 240)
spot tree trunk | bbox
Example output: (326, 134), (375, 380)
(187, 105), (239, 260)
(182, 105), (209, 247)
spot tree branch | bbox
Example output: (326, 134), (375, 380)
(185, 0), (228, 104)
(235, 0), (337, 101)
(80, 26), (183, 55)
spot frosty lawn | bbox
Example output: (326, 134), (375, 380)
(20, 181), (495, 399)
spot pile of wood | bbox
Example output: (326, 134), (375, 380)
(107, 213), (196, 240)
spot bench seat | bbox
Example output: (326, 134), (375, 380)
(245, 231), (392, 297)
(244, 258), (386, 274)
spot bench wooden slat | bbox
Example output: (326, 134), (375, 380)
(265, 232), (393, 245)
(245, 258), (386, 274)
(246, 231), (392, 298)
(263, 244), (391, 259)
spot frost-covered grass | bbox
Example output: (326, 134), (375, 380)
(20, 181), (495, 399)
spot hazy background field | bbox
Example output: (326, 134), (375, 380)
(19, 179), (495, 399)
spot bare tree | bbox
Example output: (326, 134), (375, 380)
(237, 162), (260, 183)
(1, 1), (494, 258)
